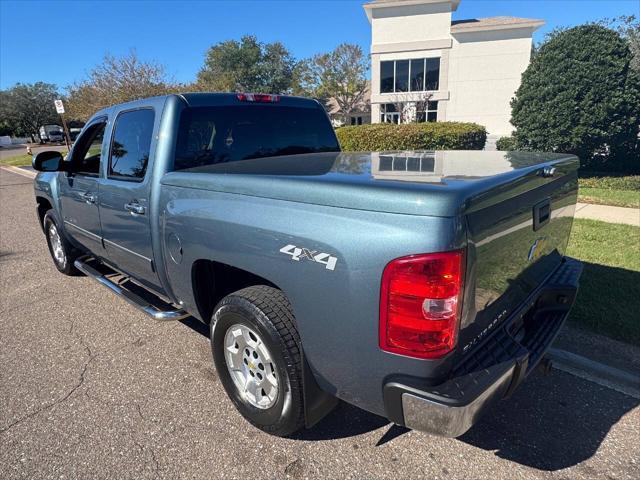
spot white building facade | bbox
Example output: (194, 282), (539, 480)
(364, 0), (544, 136)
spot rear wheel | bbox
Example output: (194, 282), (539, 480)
(210, 285), (304, 437)
(43, 211), (80, 276)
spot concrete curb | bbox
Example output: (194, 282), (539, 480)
(547, 348), (640, 399)
(1, 165), (36, 179)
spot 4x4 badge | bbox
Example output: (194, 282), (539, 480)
(279, 244), (338, 271)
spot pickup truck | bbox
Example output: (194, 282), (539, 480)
(32, 93), (583, 438)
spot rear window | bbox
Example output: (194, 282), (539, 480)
(173, 105), (339, 171)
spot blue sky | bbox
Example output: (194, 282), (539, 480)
(1, 0), (638, 91)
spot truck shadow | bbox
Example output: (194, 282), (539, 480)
(458, 369), (639, 470)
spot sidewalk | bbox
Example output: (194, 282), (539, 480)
(574, 202), (639, 226)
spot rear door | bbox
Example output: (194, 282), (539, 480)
(58, 118), (108, 254)
(99, 107), (160, 291)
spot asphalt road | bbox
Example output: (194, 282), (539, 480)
(1, 167), (638, 480)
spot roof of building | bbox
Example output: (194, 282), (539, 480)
(363, 0), (461, 20)
(451, 16), (545, 33)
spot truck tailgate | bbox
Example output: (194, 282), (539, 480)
(459, 157), (579, 353)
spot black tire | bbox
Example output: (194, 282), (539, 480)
(210, 285), (305, 437)
(43, 210), (81, 276)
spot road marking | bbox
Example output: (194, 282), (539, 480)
(1, 166), (36, 179)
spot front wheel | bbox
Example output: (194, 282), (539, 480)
(210, 286), (305, 437)
(43, 211), (80, 276)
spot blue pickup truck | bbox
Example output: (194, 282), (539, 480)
(32, 93), (582, 437)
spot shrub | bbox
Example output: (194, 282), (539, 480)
(578, 174), (640, 191)
(510, 24), (640, 173)
(335, 122), (487, 152)
(496, 135), (518, 151)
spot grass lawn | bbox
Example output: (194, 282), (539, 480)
(566, 219), (640, 345)
(578, 174), (640, 208)
(0, 149), (69, 168)
(0, 153), (34, 167)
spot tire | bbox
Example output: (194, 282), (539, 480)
(43, 210), (80, 276)
(210, 285), (305, 437)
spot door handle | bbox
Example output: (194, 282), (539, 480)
(124, 201), (146, 216)
(81, 192), (97, 204)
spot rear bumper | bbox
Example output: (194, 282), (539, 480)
(383, 256), (583, 437)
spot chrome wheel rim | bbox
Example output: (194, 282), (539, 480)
(48, 224), (66, 267)
(224, 324), (279, 409)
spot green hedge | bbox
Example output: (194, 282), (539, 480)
(335, 122), (487, 151)
(496, 135), (518, 151)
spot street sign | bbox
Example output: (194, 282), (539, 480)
(54, 99), (65, 114)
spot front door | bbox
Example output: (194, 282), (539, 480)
(58, 119), (108, 254)
(99, 108), (160, 290)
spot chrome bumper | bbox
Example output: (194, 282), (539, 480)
(401, 365), (516, 437)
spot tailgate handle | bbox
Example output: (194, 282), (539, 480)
(533, 199), (551, 231)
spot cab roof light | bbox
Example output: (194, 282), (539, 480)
(236, 93), (280, 103)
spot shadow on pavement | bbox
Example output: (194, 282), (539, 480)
(459, 369), (639, 471)
(179, 313), (638, 469)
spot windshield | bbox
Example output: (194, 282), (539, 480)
(173, 105), (340, 171)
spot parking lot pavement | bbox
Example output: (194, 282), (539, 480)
(1, 167), (639, 480)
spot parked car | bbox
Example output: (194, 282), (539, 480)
(31, 93), (583, 437)
(69, 127), (83, 141)
(39, 124), (64, 143)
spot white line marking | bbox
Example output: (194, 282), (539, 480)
(1, 165), (36, 179)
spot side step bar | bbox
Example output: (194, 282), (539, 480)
(74, 257), (189, 321)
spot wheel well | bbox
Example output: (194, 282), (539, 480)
(36, 197), (53, 230)
(191, 259), (278, 323)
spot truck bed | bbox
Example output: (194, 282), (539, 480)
(160, 150), (578, 217)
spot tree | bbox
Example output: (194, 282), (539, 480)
(511, 25), (640, 172)
(0, 82), (60, 140)
(66, 51), (178, 121)
(295, 44), (369, 123)
(196, 35), (295, 93)
(600, 15), (639, 72)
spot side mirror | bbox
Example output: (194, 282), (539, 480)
(32, 151), (65, 172)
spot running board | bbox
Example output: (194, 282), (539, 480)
(74, 257), (189, 321)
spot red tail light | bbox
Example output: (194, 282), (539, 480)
(379, 250), (465, 359)
(236, 93), (280, 103)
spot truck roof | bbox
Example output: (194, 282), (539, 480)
(90, 92), (321, 119)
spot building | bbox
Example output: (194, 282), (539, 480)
(326, 81), (372, 127)
(363, 0), (544, 136)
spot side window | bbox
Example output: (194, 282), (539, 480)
(109, 109), (155, 181)
(70, 121), (106, 176)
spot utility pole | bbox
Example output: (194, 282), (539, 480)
(54, 99), (72, 150)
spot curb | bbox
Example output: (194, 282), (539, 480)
(547, 348), (640, 399)
(1, 165), (36, 179)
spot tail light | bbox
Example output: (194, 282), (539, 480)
(379, 250), (465, 359)
(236, 93), (280, 103)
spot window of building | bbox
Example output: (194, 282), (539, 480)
(350, 116), (363, 126)
(410, 59), (425, 92)
(109, 109), (155, 181)
(426, 58), (440, 91)
(380, 61), (394, 93)
(416, 101), (439, 123)
(380, 57), (440, 94)
(380, 104), (400, 124)
(395, 60), (409, 92)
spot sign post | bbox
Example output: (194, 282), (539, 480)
(54, 99), (72, 150)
